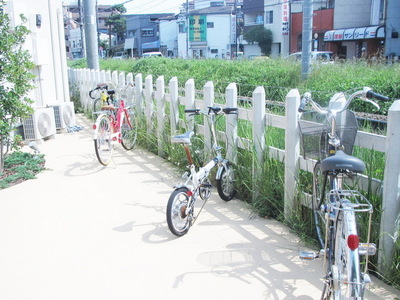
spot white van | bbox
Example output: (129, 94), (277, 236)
(142, 51), (163, 58)
(286, 51), (333, 63)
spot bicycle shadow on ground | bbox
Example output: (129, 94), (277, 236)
(170, 196), (323, 299)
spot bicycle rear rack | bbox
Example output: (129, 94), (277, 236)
(329, 189), (373, 213)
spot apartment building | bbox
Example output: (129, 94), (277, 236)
(124, 13), (175, 57)
(177, 6), (237, 58)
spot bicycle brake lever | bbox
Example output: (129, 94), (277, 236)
(364, 98), (380, 110)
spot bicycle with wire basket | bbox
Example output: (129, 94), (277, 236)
(298, 87), (390, 299)
(91, 82), (138, 166)
(166, 107), (237, 236)
(89, 83), (112, 118)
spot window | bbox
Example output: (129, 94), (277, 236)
(207, 22), (214, 28)
(141, 28), (154, 37)
(211, 49), (218, 54)
(265, 11), (273, 24)
(179, 23), (186, 33)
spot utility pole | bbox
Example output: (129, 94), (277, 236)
(83, 0), (99, 70)
(301, 0), (313, 80)
(186, 0), (189, 58)
(234, 0), (237, 58)
(78, 0), (85, 58)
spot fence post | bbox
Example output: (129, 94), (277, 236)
(378, 100), (400, 273)
(126, 73), (134, 107)
(185, 79), (195, 131)
(284, 89), (301, 219)
(169, 77), (179, 135)
(112, 71), (118, 87)
(82, 69), (89, 109)
(203, 81), (214, 157)
(144, 75), (154, 139)
(156, 76), (165, 157)
(105, 70), (111, 83)
(252, 86), (266, 201)
(225, 83), (238, 164)
(135, 73), (143, 114)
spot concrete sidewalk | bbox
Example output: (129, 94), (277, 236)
(0, 114), (399, 300)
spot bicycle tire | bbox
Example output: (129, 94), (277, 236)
(166, 187), (192, 236)
(216, 164), (236, 201)
(94, 115), (113, 166)
(333, 209), (363, 299)
(121, 111), (137, 150)
(93, 98), (103, 114)
(312, 161), (330, 249)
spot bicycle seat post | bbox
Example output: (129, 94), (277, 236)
(184, 144), (194, 166)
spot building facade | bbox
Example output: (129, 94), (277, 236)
(64, 4), (114, 59)
(124, 13), (175, 57)
(177, 6), (237, 59)
(242, 0), (290, 58)
(289, 0), (398, 60)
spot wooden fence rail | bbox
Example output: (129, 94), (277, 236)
(68, 68), (400, 273)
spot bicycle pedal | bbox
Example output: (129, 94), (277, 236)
(359, 243), (377, 256)
(201, 184), (212, 188)
(299, 251), (319, 260)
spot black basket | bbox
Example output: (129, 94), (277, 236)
(298, 110), (358, 160)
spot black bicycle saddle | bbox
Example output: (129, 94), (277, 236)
(321, 150), (366, 173)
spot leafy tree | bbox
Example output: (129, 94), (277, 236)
(243, 25), (273, 56)
(105, 4), (127, 56)
(0, 1), (35, 172)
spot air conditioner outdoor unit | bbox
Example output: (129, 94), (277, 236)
(23, 107), (56, 140)
(50, 102), (76, 130)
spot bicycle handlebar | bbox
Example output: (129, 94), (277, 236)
(185, 107), (237, 116)
(298, 87), (391, 115)
(365, 90), (391, 102)
(89, 81), (133, 99)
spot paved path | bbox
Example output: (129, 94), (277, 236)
(0, 114), (399, 300)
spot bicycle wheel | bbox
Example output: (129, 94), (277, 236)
(94, 115), (113, 165)
(166, 187), (193, 236)
(93, 98), (103, 114)
(333, 209), (363, 299)
(312, 161), (330, 249)
(216, 164), (236, 201)
(121, 111), (137, 150)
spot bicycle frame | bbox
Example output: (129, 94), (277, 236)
(175, 110), (229, 194)
(167, 107), (237, 236)
(93, 99), (131, 144)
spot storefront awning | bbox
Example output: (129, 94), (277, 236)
(142, 40), (160, 50)
(124, 38), (136, 50)
(324, 25), (385, 42)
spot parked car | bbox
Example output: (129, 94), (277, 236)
(112, 52), (128, 60)
(142, 51), (163, 58)
(286, 51), (333, 63)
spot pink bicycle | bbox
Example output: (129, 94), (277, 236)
(92, 83), (137, 165)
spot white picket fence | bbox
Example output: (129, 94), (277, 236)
(68, 68), (400, 272)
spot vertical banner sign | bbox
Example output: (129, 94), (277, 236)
(231, 14), (237, 44)
(282, 0), (289, 35)
(189, 15), (207, 42)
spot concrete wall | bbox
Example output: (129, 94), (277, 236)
(5, 0), (69, 107)
(334, 0), (372, 28)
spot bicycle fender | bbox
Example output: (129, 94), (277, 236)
(215, 160), (229, 180)
(173, 185), (190, 191)
(93, 113), (107, 140)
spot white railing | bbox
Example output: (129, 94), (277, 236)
(68, 68), (400, 273)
